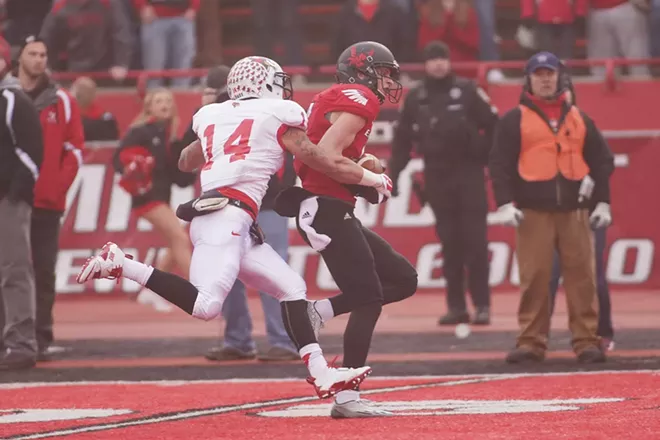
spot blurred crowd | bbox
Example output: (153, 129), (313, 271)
(0, 0), (657, 90)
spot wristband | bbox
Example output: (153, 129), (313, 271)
(358, 168), (382, 187)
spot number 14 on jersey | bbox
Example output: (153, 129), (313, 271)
(202, 119), (254, 170)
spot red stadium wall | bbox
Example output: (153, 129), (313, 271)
(55, 82), (660, 298)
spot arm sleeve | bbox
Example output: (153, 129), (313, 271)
(581, 112), (614, 204)
(57, 91), (85, 194)
(389, 89), (418, 184)
(7, 89), (44, 203)
(488, 109), (522, 207)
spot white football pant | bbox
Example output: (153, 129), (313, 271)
(188, 205), (307, 320)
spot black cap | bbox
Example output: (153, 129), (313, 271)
(423, 41), (450, 61)
(17, 35), (46, 61)
(205, 65), (230, 89)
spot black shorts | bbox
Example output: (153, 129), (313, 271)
(296, 195), (416, 306)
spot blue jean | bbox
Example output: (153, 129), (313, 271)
(473, 0), (500, 61)
(221, 210), (296, 353)
(549, 226), (614, 339)
(651, 0), (660, 58)
(141, 17), (196, 88)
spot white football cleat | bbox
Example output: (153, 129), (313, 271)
(76, 242), (128, 284)
(308, 366), (372, 399)
(331, 399), (394, 419)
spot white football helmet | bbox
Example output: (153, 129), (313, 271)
(226, 56), (293, 101)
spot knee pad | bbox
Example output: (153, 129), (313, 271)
(191, 290), (224, 321)
(280, 288), (307, 302)
(279, 275), (308, 302)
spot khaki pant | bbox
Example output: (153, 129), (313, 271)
(516, 209), (600, 355)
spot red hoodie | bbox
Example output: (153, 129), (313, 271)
(418, 8), (480, 62)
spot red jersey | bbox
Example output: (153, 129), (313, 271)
(295, 83), (380, 204)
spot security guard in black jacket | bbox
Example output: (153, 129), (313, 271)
(390, 41), (499, 326)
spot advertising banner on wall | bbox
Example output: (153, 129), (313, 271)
(56, 128), (657, 297)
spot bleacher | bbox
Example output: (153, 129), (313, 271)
(215, 0), (589, 67)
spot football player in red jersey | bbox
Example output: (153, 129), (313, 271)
(276, 41), (418, 418)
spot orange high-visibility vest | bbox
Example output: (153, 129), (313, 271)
(518, 105), (589, 182)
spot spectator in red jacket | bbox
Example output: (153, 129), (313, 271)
(70, 76), (119, 141)
(519, 0), (587, 61)
(17, 36), (85, 361)
(415, 0), (480, 63)
(133, 0), (200, 88)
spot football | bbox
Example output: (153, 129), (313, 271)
(357, 153), (385, 174)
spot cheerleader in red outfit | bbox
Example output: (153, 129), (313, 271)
(114, 88), (195, 311)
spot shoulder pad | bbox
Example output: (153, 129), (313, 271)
(273, 100), (308, 130)
(329, 84), (380, 121)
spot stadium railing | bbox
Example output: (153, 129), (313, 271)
(50, 58), (660, 93)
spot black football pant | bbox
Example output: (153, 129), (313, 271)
(296, 197), (418, 368)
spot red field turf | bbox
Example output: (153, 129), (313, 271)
(2, 371), (659, 440)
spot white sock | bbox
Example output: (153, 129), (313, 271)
(335, 389), (360, 404)
(299, 343), (328, 379)
(122, 258), (154, 286)
(314, 299), (334, 323)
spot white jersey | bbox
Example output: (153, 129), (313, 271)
(192, 98), (307, 208)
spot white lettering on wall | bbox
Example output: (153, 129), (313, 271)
(607, 239), (654, 283)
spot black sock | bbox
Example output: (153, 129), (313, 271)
(342, 302), (382, 368)
(145, 268), (198, 315)
(280, 299), (317, 350)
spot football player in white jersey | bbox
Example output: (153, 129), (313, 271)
(76, 56), (392, 399)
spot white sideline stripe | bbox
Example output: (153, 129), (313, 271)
(0, 369), (657, 390)
(0, 376), (504, 440)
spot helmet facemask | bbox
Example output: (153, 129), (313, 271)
(269, 71), (294, 100)
(353, 63), (402, 104)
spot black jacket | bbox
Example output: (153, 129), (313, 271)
(489, 93), (614, 212)
(0, 76), (44, 205)
(390, 74), (499, 181)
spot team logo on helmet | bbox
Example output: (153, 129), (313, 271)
(347, 46), (375, 69)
